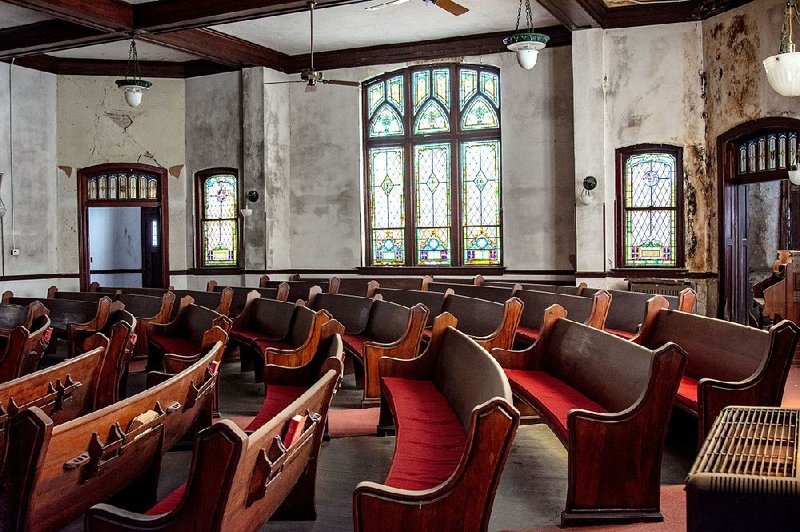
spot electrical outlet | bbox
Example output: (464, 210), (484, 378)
(10, 248), (19, 256)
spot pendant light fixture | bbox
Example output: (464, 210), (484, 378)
(764, 0), (800, 97)
(115, 36), (152, 107)
(504, 0), (549, 70)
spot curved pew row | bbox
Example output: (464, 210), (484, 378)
(169, 288), (234, 318)
(0, 301), (49, 339)
(492, 306), (687, 525)
(375, 287), (451, 327)
(513, 289), (612, 344)
(425, 280), (520, 303)
(633, 299), (800, 445)
(0, 342), (223, 531)
(207, 281), (291, 318)
(85, 352), (342, 530)
(117, 292), (175, 358)
(0, 310), (52, 384)
(230, 296), (300, 371)
(355, 313), (519, 532)
(428, 293), (523, 351)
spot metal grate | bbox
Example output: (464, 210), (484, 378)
(628, 279), (692, 297)
(691, 407), (798, 479)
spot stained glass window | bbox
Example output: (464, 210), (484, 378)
(87, 173), (159, 202)
(363, 64), (501, 267)
(619, 149), (681, 268)
(199, 171), (239, 268)
(736, 129), (799, 175)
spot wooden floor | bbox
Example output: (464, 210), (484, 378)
(58, 352), (800, 532)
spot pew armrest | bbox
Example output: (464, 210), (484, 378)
(470, 297), (523, 351)
(490, 346), (538, 370)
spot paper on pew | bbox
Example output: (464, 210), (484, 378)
(128, 410), (159, 433)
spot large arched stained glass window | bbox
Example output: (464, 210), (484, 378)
(363, 64), (502, 267)
(616, 145), (684, 268)
(196, 168), (240, 268)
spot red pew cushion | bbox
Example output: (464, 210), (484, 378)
(382, 377), (466, 491)
(605, 328), (636, 340)
(505, 369), (607, 442)
(675, 375), (699, 410)
(150, 334), (198, 356)
(146, 483), (186, 515)
(244, 384), (307, 432)
(516, 326), (539, 343)
(343, 333), (367, 358)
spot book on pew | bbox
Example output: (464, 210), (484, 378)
(283, 414), (308, 447)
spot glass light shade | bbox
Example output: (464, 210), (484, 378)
(240, 207), (253, 218)
(504, 32), (549, 70)
(578, 189), (593, 206)
(115, 79), (152, 108)
(789, 167), (800, 185)
(763, 52), (800, 97)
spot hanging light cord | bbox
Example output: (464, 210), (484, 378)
(127, 37), (142, 81)
(515, 0), (534, 32)
(780, 0), (799, 53)
(8, 57), (15, 253)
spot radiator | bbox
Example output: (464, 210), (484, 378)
(628, 279), (692, 297)
(685, 406), (800, 531)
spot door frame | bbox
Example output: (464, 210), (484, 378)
(77, 163), (170, 290)
(718, 117), (800, 322)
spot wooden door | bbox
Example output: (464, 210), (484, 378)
(141, 207), (163, 288)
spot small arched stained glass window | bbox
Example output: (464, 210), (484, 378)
(199, 172), (238, 267)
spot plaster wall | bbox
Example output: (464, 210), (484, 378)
(56, 75), (187, 281)
(0, 64), (58, 286)
(287, 47), (576, 271)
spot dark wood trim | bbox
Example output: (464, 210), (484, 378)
(0, 273), (80, 282)
(77, 163), (170, 291)
(2, 0), (133, 31)
(536, 0), (603, 30)
(8, 56), (234, 78)
(194, 167), (243, 270)
(187, 268), (245, 276)
(577, 270), (718, 279)
(0, 20), (114, 59)
(357, 266), (506, 276)
(614, 143), (685, 270)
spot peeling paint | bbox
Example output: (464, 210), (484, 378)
(58, 165), (72, 177)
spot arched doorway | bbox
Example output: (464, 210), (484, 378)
(718, 117), (800, 323)
(77, 163), (169, 290)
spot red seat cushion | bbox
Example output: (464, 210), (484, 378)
(675, 375), (699, 410)
(146, 483), (186, 515)
(516, 326), (539, 343)
(343, 334), (367, 358)
(150, 334), (198, 356)
(604, 328), (636, 340)
(504, 369), (607, 442)
(382, 377), (466, 491)
(253, 338), (294, 353)
(244, 384), (307, 432)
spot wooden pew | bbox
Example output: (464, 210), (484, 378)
(426, 281), (519, 303)
(354, 314), (519, 532)
(170, 289), (234, 318)
(513, 289), (611, 344)
(598, 287), (696, 339)
(329, 277), (380, 298)
(308, 292), (377, 335)
(230, 294), (299, 350)
(484, 280), (588, 296)
(0, 301), (48, 339)
(85, 360), (340, 530)
(206, 281), (290, 318)
(0, 343), (222, 531)
(433, 293), (523, 351)
(261, 279), (327, 302)
(147, 299), (231, 372)
(374, 287), (452, 327)
(0, 314), (52, 384)
(342, 300), (429, 406)
(491, 308), (687, 524)
(117, 292), (175, 359)
(633, 303), (800, 445)
(47, 286), (113, 303)
(76, 309), (137, 403)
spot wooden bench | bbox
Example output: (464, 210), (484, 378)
(117, 292), (175, 359)
(308, 292), (377, 334)
(634, 304), (800, 444)
(0, 343), (222, 531)
(85, 360), (341, 530)
(88, 284), (173, 297)
(484, 280), (588, 296)
(514, 289), (611, 343)
(47, 286), (113, 303)
(491, 307), (687, 524)
(329, 277), (380, 297)
(147, 299), (231, 371)
(0, 313), (52, 383)
(354, 313), (519, 532)
(206, 281), (290, 317)
(261, 279), (327, 302)
(0, 300), (48, 339)
(2, 292), (114, 351)
(76, 309), (138, 402)
(170, 288), (234, 318)
(423, 293), (523, 351)
(374, 287), (451, 327)
(342, 300), (428, 406)
(426, 281), (519, 303)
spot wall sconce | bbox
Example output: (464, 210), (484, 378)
(241, 190), (260, 217)
(578, 176), (597, 206)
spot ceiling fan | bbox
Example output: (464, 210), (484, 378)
(365, 0), (469, 16)
(265, 1), (359, 92)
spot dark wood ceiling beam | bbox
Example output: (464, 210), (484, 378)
(602, 1), (698, 28)
(6, 55), (234, 78)
(536, 0), (605, 31)
(0, 20), (124, 59)
(1, 0), (133, 31)
(135, 0), (368, 34)
(143, 29), (290, 71)
(283, 26), (571, 73)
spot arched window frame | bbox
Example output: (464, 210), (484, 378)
(615, 144), (685, 270)
(195, 167), (242, 271)
(362, 64), (503, 270)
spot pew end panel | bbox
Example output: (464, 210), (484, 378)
(262, 322), (345, 388)
(0, 316), (53, 383)
(630, 295), (670, 344)
(261, 310), (333, 370)
(490, 304), (566, 371)
(585, 290), (612, 330)
(354, 398), (518, 532)
(65, 296), (115, 358)
(378, 312), (458, 383)
(562, 343), (687, 525)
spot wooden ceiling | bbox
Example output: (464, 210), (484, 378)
(0, 0), (754, 78)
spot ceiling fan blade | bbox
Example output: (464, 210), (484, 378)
(265, 80), (305, 85)
(322, 79), (361, 87)
(434, 0), (469, 16)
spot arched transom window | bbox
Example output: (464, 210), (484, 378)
(363, 64), (502, 267)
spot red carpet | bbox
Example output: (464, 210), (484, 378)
(503, 484), (685, 532)
(327, 407), (381, 438)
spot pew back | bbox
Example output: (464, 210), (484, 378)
(117, 293), (173, 320)
(0, 316), (52, 383)
(171, 289), (233, 317)
(364, 300), (415, 344)
(441, 294), (506, 337)
(515, 289), (595, 330)
(374, 288), (449, 327)
(428, 282), (516, 303)
(309, 293), (374, 333)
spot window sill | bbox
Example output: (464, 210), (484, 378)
(357, 266), (505, 276)
(187, 267), (244, 276)
(609, 268), (688, 278)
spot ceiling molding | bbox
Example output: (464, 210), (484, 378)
(1, 0), (133, 31)
(536, 0), (603, 31)
(7, 55), (235, 78)
(284, 26), (571, 73)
